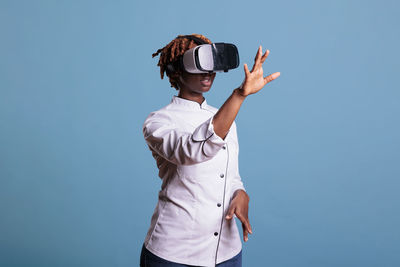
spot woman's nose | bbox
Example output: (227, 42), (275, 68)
(201, 72), (215, 77)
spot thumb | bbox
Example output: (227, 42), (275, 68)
(225, 206), (236, 220)
(243, 63), (250, 76)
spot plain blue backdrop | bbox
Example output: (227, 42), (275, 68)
(1, 0), (399, 266)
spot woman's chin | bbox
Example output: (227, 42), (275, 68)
(198, 86), (211, 93)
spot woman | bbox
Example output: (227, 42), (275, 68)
(141, 34), (280, 267)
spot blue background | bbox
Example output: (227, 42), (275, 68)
(1, 0), (399, 266)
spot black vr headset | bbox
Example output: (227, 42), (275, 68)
(166, 35), (240, 74)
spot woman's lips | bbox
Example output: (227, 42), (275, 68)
(200, 76), (212, 86)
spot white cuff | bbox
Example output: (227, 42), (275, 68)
(192, 117), (226, 157)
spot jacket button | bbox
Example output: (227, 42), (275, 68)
(214, 232), (218, 236)
(220, 174), (224, 178)
(222, 146), (226, 150)
(217, 203), (221, 207)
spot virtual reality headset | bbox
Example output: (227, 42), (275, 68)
(182, 43), (240, 73)
(166, 40), (240, 74)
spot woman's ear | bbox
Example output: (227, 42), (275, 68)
(167, 71), (181, 90)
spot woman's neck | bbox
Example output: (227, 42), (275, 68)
(178, 89), (204, 104)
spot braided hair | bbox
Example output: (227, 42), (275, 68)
(152, 34), (212, 90)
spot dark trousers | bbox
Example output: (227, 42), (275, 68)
(140, 244), (242, 267)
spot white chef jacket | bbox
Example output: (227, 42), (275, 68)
(142, 95), (245, 267)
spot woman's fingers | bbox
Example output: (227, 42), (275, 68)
(241, 220), (252, 242)
(251, 46), (270, 72)
(226, 199), (252, 241)
(244, 63), (250, 76)
(260, 49), (269, 64)
(251, 46), (263, 72)
(246, 220), (252, 234)
(254, 46), (262, 63)
(264, 72), (281, 84)
(242, 217), (252, 235)
(243, 225), (249, 242)
(236, 212), (252, 234)
(225, 206), (236, 220)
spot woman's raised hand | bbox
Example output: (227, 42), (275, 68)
(239, 46), (280, 97)
(212, 46), (280, 139)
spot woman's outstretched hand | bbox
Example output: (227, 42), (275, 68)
(212, 45), (280, 139)
(239, 46), (280, 97)
(225, 190), (252, 242)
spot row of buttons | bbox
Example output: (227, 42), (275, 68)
(215, 145), (226, 238)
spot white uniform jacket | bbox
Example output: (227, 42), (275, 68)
(142, 95), (245, 267)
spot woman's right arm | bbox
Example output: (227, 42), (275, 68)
(143, 113), (226, 165)
(212, 46), (280, 139)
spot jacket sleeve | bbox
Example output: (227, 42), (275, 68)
(229, 122), (246, 197)
(143, 112), (226, 165)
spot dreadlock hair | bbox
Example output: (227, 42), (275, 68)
(152, 34), (212, 90)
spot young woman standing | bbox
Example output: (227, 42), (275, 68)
(141, 34), (280, 267)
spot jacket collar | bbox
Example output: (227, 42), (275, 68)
(172, 95), (208, 110)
